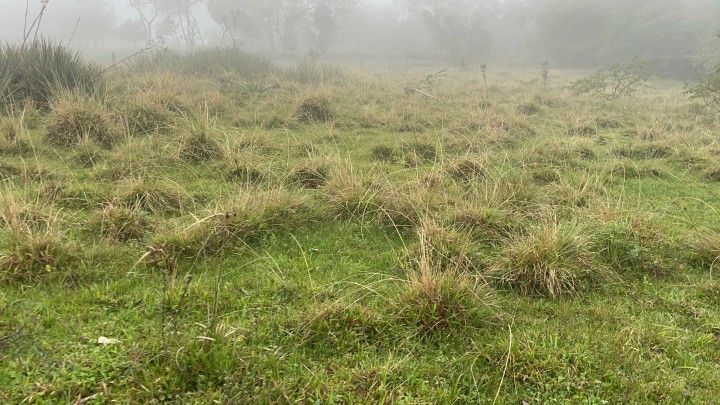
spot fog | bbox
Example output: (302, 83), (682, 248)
(2, 0), (719, 77)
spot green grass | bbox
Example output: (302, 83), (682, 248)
(2, 57), (720, 402)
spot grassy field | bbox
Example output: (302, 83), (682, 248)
(2, 51), (720, 403)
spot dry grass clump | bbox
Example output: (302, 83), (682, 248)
(92, 202), (152, 242)
(0, 195), (80, 282)
(123, 91), (176, 135)
(120, 178), (190, 214)
(604, 160), (666, 179)
(396, 221), (496, 334)
(178, 119), (223, 163)
(226, 160), (265, 185)
(703, 166), (720, 182)
(288, 164), (329, 189)
(687, 229), (720, 268)
(492, 222), (610, 297)
(295, 95), (334, 123)
(446, 157), (487, 182)
(369, 145), (398, 163)
(321, 172), (376, 220)
(448, 203), (517, 244)
(72, 138), (104, 168)
(142, 188), (314, 268)
(95, 137), (168, 180)
(45, 92), (121, 148)
(400, 142), (438, 167)
(0, 115), (32, 155)
(405, 219), (479, 273)
(517, 101), (542, 115)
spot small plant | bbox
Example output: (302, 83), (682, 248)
(493, 222), (610, 297)
(45, 92), (120, 148)
(295, 95), (334, 123)
(296, 303), (381, 350)
(571, 60), (650, 101)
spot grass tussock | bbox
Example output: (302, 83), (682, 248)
(492, 222), (610, 297)
(295, 95), (334, 123)
(0, 195), (81, 282)
(688, 229), (720, 268)
(143, 188), (314, 268)
(178, 119), (223, 163)
(0, 40), (101, 109)
(396, 221), (496, 334)
(93, 202), (152, 242)
(45, 92), (120, 148)
(120, 178), (190, 214)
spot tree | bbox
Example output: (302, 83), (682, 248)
(405, 0), (497, 61)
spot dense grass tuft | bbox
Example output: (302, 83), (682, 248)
(45, 92), (120, 147)
(295, 95), (334, 123)
(0, 40), (101, 109)
(493, 222), (610, 297)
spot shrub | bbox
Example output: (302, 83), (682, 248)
(571, 60), (650, 101)
(0, 40), (101, 110)
(295, 96), (334, 123)
(492, 222), (610, 297)
(45, 92), (120, 148)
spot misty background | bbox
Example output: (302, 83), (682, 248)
(2, 0), (719, 78)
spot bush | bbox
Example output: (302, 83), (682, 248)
(295, 96), (334, 123)
(571, 60), (650, 101)
(45, 92), (120, 148)
(0, 40), (101, 110)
